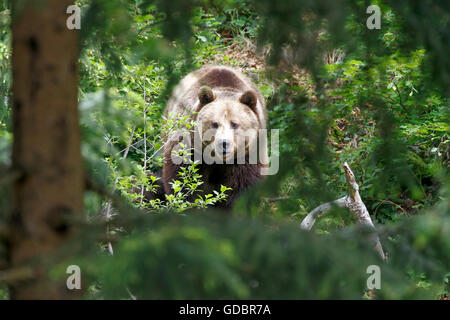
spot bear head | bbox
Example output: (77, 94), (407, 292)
(194, 85), (260, 164)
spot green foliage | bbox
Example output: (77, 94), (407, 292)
(0, 0), (449, 299)
(53, 210), (450, 299)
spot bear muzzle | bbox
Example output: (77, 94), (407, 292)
(216, 138), (233, 157)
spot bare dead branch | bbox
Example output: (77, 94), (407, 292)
(343, 162), (386, 260)
(300, 196), (347, 230)
(300, 162), (386, 261)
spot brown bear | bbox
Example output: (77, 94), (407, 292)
(162, 65), (268, 209)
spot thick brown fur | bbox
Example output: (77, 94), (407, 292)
(162, 65), (268, 209)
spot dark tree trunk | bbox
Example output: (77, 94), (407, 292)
(9, 0), (83, 299)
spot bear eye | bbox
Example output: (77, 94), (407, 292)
(211, 122), (219, 129)
(231, 122), (239, 130)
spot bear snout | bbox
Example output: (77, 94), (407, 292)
(216, 139), (232, 154)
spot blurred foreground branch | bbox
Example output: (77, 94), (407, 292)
(300, 162), (386, 260)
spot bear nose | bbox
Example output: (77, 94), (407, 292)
(218, 139), (231, 152)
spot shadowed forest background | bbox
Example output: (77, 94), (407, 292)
(0, 0), (449, 299)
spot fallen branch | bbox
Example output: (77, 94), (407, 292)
(300, 162), (386, 260)
(300, 196), (347, 230)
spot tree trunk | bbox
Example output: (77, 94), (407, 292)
(8, 0), (83, 299)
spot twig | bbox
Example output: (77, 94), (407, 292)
(140, 82), (148, 206)
(126, 287), (137, 300)
(104, 125), (136, 255)
(264, 196), (290, 202)
(374, 199), (408, 219)
(393, 81), (408, 114)
(122, 126), (136, 160)
(103, 125), (139, 300)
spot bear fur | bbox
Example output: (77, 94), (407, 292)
(162, 65), (268, 209)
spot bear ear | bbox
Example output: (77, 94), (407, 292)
(198, 86), (215, 106)
(239, 90), (257, 112)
